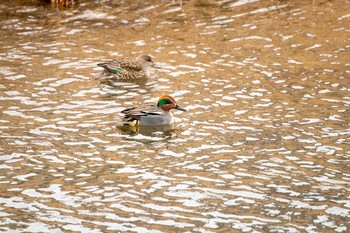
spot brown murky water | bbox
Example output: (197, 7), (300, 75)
(1, 0), (349, 232)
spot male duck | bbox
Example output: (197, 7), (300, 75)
(98, 54), (156, 80)
(121, 94), (187, 126)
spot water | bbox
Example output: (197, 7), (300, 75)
(0, 0), (349, 232)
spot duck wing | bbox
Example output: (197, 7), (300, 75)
(121, 105), (161, 120)
(98, 58), (142, 74)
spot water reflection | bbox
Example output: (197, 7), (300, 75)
(118, 124), (178, 138)
(1, 0), (350, 232)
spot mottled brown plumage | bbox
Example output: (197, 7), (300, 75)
(97, 54), (155, 80)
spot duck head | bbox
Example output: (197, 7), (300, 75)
(137, 54), (154, 67)
(157, 94), (187, 112)
(137, 54), (162, 69)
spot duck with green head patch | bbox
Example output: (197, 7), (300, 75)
(121, 94), (187, 126)
(97, 54), (158, 80)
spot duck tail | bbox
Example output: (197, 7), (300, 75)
(123, 117), (139, 127)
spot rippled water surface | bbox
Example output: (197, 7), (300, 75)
(1, 0), (349, 232)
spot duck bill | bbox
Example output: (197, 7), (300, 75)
(152, 63), (162, 69)
(175, 105), (187, 111)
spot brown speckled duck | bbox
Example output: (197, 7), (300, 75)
(97, 54), (157, 80)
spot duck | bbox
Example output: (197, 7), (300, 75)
(97, 54), (157, 80)
(121, 94), (187, 126)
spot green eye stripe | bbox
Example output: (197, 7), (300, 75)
(158, 98), (172, 107)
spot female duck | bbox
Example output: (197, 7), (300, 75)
(121, 94), (186, 126)
(98, 54), (156, 80)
